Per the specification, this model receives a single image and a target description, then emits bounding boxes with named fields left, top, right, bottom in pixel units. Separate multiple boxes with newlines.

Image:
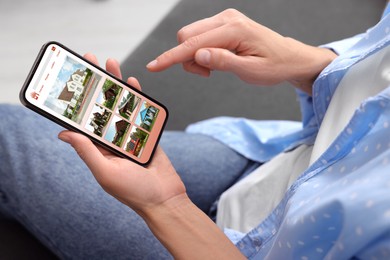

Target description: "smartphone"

left=20, top=41, right=168, bottom=166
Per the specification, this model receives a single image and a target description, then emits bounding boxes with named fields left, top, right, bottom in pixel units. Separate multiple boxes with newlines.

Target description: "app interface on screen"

left=26, top=44, right=165, bottom=161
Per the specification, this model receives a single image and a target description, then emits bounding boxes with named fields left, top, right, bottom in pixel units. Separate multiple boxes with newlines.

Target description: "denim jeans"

left=0, top=105, right=257, bottom=259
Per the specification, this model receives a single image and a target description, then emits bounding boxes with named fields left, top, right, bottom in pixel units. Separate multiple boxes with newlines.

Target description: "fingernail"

left=146, top=59, right=158, bottom=69
left=58, top=133, right=71, bottom=143
left=196, top=49, right=211, bottom=65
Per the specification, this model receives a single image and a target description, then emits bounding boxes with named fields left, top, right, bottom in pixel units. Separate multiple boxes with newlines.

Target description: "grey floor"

left=0, top=0, right=179, bottom=105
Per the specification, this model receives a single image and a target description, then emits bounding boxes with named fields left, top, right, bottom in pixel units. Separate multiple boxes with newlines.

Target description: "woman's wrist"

left=140, top=193, right=245, bottom=259
left=139, top=192, right=191, bottom=221
left=284, top=37, right=338, bottom=95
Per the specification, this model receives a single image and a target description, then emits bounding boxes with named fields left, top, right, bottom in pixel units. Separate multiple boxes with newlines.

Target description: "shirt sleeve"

left=319, top=33, right=365, bottom=55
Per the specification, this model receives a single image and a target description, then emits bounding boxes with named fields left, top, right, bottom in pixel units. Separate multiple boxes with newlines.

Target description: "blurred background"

left=0, top=0, right=386, bottom=130
left=0, top=0, right=179, bottom=104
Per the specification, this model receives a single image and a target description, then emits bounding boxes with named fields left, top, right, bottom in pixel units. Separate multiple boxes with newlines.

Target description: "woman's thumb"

left=195, top=48, right=240, bottom=72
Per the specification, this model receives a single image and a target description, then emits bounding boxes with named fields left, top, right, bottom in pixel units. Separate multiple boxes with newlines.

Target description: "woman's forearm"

left=141, top=194, right=245, bottom=259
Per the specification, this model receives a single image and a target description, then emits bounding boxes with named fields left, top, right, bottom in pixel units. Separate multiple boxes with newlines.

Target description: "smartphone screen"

left=20, top=42, right=168, bottom=165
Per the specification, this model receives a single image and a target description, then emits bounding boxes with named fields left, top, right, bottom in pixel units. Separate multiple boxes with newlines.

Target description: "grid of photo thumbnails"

left=52, top=55, right=160, bottom=158
left=86, top=78, right=160, bottom=158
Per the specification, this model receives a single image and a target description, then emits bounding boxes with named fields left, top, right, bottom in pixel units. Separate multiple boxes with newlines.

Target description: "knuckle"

left=218, top=59, right=229, bottom=71
left=182, top=36, right=200, bottom=50
left=222, top=8, right=241, bottom=18
left=73, top=145, right=87, bottom=161
left=230, top=17, right=247, bottom=29
left=177, top=27, right=188, bottom=43
left=214, top=50, right=230, bottom=71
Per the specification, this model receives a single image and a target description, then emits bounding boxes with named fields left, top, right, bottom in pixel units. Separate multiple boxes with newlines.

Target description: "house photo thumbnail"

left=117, top=90, right=141, bottom=120
left=96, top=79, right=123, bottom=111
left=44, top=56, right=101, bottom=124
left=85, top=104, right=112, bottom=137
left=124, top=127, right=149, bottom=158
left=134, top=101, right=160, bottom=132
left=104, top=115, right=131, bottom=148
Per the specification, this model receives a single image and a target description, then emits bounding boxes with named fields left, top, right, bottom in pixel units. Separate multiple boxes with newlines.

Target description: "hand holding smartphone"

left=20, top=42, right=168, bottom=166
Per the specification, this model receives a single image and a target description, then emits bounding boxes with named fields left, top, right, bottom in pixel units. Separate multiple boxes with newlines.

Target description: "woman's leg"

left=0, top=105, right=253, bottom=259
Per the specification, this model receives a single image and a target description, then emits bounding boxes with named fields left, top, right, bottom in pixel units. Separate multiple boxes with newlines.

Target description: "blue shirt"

left=187, top=4, right=390, bottom=259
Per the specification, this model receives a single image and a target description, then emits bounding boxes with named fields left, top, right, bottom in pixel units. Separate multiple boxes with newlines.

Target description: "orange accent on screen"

left=31, top=92, right=39, bottom=100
